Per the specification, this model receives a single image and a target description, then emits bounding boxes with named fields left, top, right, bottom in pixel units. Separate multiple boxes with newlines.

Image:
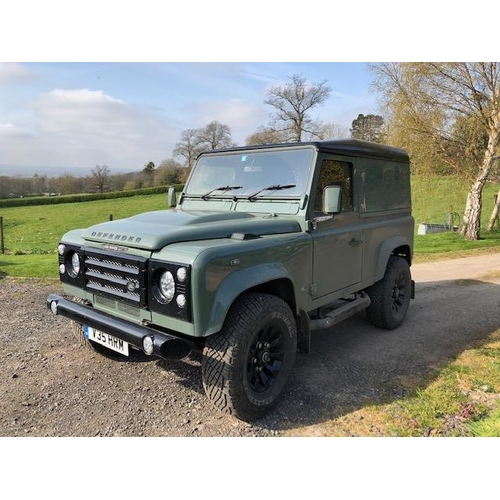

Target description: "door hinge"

left=310, top=283, right=317, bottom=296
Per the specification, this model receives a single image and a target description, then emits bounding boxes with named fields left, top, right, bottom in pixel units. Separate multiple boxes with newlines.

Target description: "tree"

left=350, top=114, right=385, bottom=142
left=90, top=165, right=111, bottom=193
left=156, top=158, right=188, bottom=185
left=317, top=121, right=350, bottom=140
left=197, top=120, right=235, bottom=150
left=173, top=128, right=204, bottom=169
left=142, top=161, right=156, bottom=187
left=143, top=161, right=155, bottom=175
left=370, top=62, right=500, bottom=241
left=488, top=190, right=500, bottom=231
left=264, top=73, right=331, bottom=142
left=245, top=126, right=288, bottom=145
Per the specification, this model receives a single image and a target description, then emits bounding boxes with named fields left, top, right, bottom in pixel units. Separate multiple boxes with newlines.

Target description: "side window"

left=314, top=160, right=353, bottom=214
left=359, top=161, right=410, bottom=213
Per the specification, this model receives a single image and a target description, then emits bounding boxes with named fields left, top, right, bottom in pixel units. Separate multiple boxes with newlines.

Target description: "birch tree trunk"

left=460, top=115, right=500, bottom=240
left=487, top=189, right=500, bottom=231
left=460, top=179, right=486, bottom=240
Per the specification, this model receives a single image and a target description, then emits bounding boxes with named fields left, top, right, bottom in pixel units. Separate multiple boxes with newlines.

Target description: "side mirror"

left=322, top=186, right=342, bottom=214
left=167, top=187, right=177, bottom=208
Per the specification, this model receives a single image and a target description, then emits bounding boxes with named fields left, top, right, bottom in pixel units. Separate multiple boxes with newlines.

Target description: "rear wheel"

left=201, top=292, right=297, bottom=421
left=365, top=256, right=412, bottom=329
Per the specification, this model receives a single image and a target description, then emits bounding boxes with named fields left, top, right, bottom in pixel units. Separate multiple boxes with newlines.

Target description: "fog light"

left=50, top=301, right=58, bottom=314
left=142, top=336, right=154, bottom=355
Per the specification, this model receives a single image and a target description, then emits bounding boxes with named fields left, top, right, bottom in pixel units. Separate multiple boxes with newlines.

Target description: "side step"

left=310, top=294, right=371, bottom=331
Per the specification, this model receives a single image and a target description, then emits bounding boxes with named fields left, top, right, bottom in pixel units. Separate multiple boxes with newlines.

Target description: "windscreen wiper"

left=201, top=185, right=242, bottom=200
left=246, top=184, right=296, bottom=201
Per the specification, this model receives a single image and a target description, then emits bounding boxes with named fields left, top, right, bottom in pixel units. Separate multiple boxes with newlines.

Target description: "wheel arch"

left=203, top=264, right=298, bottom=337
left=374, top=237, right=412, bottom=282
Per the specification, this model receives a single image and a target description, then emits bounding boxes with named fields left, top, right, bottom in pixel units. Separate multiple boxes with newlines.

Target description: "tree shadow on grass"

left=0, top=258, right=15, bottom=280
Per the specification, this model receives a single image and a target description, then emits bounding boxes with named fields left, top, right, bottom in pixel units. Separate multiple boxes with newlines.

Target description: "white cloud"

left=1, top=88, right=178, bottom=171
left=35, top=89, right=127, bottom=135
left=0, top=123, right=32, bottom=137
left=0, top=63, right=36, bottom=82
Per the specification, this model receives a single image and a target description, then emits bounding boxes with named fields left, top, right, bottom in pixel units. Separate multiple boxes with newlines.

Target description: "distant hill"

left=0, top=165, right=135, bottom=178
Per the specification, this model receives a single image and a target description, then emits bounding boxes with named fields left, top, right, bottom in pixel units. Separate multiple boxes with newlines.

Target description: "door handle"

left=349, top=238, right=362, bottom=246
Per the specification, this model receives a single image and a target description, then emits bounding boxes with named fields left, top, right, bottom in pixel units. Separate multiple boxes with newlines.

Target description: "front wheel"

left=365, top=256, right=412, bottom=330
left=201, top=293, right=297, bottom=421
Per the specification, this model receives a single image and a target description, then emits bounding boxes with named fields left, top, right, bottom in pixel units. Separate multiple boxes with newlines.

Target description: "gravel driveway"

left=1, top=253, right=499, bottom=437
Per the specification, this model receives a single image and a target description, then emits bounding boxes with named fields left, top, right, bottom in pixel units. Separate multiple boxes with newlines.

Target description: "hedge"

left=0, top=184, right=185, bottom=208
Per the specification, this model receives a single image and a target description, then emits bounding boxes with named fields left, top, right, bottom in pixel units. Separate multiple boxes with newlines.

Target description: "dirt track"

left=1, top=253, right=499, bottom=436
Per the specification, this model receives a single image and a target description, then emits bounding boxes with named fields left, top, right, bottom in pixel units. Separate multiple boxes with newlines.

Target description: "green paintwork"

left=82, top=209, right=301, bottom=250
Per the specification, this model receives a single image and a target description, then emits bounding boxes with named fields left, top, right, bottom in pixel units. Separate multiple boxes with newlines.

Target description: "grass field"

left=0, top=193, right=171, bottom=278
left=0, top=177, right=499, bottom=278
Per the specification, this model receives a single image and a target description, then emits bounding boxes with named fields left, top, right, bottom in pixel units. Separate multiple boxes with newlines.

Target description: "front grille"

left=95, top=294, right=141, bottom=317
left=83, top=248, right=148, bottom=308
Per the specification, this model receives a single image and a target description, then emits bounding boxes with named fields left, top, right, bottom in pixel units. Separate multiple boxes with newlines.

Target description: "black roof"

left=202, top=139, right=409, bottom=162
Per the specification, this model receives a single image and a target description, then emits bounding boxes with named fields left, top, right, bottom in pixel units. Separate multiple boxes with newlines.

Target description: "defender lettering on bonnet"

left=91, top=231, right=142, bottom=243
left=47, top=139, right=415, bottom=422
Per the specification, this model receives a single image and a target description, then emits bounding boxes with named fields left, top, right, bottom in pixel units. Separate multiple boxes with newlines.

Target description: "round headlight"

left=66, top=252, right=80, bottom=278
left=176, top=267, right=187, bottom=282
left=71, top=252, right=80, bottom=275
left=159, top=271, right=175, bottom=302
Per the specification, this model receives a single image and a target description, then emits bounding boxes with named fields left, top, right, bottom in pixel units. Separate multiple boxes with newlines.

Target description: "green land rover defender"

left=47, top=139, right=415, bottom=421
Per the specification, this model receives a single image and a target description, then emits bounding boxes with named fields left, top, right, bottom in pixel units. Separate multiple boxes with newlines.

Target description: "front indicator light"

left=59, top=264, right=66, bottom=275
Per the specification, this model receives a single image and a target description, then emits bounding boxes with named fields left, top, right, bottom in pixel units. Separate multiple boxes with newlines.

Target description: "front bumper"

left=46, top=294, right=192, bottom=359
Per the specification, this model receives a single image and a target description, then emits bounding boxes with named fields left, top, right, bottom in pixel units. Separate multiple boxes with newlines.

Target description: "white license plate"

left=84, top=326, right=129, bottom=356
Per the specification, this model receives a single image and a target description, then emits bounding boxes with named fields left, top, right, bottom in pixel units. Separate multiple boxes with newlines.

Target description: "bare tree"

left=371, top=62, right=500, bottom=241
left=173, top=129, right=204, bottom=169
left=317, top=121, right=350, bottom=140
left=245, top=126, right=288, bottom=145
left=197, top=120, right=235, bottom=150
left=90, top=165, right=111, bottom=193
left=264, top=73, right=331, bottom=142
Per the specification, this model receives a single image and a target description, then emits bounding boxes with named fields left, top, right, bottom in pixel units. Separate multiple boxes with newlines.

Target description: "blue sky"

left=0, top=62, right=378, bottom=175
left=1, top=2, right=490, bottom=176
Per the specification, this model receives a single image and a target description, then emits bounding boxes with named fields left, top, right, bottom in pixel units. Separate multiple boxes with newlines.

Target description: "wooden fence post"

left=0, top=216, right=4, bottom=254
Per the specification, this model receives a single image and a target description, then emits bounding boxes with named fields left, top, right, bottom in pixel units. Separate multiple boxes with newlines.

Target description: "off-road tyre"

left=365, top=255, right=412, bottom=330
left=201, top=292, right=297, bottom=422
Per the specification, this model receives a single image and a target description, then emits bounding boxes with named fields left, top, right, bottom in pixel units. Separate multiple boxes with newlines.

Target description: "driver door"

left=311, top=158, right=362, bottom=299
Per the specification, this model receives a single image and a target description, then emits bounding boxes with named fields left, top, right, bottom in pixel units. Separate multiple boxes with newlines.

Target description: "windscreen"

left=186, top=148, right=314, bottom=197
